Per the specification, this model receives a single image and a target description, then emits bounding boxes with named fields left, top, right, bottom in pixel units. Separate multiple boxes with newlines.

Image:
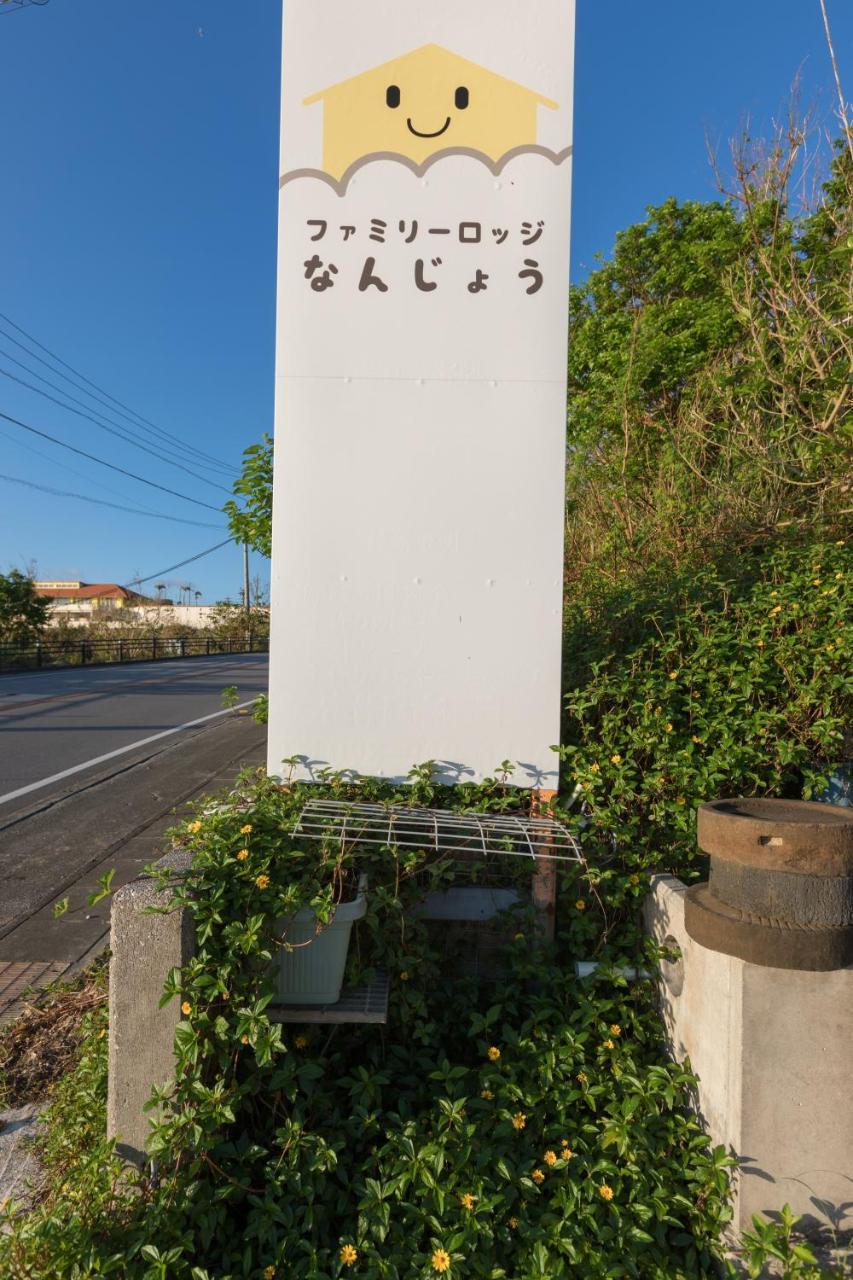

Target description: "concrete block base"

left=107, top=849, right=194, bottom=1167
left=645, top=875, right=853, bottom=1242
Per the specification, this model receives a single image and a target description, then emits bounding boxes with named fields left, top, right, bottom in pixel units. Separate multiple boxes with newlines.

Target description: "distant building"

left=34, top=581, right=154, bottom=622
left=35, top=583, right=268, bottom=630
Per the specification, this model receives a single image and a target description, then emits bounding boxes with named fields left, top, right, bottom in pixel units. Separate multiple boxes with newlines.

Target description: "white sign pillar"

left=268, top=1, right=576, bottom=787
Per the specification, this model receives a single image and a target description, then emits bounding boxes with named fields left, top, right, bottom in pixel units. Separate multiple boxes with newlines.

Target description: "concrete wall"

left=646, top=875, right=853, bottom=1240
left=107, top=849, right=194, bottom=1167
left=134, top=606, right=221, bottom=629
left=45, top=605, right=269, bottom=630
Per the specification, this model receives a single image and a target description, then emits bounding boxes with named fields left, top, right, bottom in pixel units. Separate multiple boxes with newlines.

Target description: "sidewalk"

left=0, top=714, right=266, bottom=1025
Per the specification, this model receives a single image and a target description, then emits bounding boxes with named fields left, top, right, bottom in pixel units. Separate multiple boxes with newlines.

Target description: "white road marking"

left=0, top=656, right=262, bottom=708
left=0, top=702, right=258, bottom=808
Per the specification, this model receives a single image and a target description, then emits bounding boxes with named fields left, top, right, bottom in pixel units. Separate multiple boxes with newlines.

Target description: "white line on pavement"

left=0, top=702, right=258, bottom=809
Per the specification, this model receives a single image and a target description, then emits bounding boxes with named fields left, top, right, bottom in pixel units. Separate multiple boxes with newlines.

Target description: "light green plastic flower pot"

left=272, top=876, right=367, bottom=1005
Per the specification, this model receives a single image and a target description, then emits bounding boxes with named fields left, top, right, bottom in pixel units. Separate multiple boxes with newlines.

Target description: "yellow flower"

left=543, top=1150, right=557, bottom=1166
left=692, top=734, right=702, bottom=743
left=610, top=754, right=622, bottom=765
left=241, top=1034, right=249, bottom=1045
left=599, top=1183, right=614, bottom=1201
left=770, top=590, right=778, bottom=597
left=575, top=899, right=586, bottom=911
left=562, top=1144, right=573, bottom=1160
left=629, top=874, right=640, bottom=886
left=188, top=820, right=202, bottom=834
left=836, top=540, right=845, bottom=546
left=756, top=639, right=765, bottom=648
left=814, top=579, right=822, bottom=586
left=240, top=824, right=253, bottom=834
left=602, top=1038, right=615, bottom=1050
left=459, top=1192, right=475, bottom=1210
left=511, top=1112, right=527, bottom=1130
left=255, top=874, right=270, bottom=889
left=339, top=1244, right=358, bottom=1266
left=676, top=797, right=685, bottom=806
left=836, top=572, right=843, bottom=580
left=236, top=849, right=249, bottom=861
left=181, top=1001, right=191, bottom=1016
left=590, top=762, right=600, bottom=773
left=487, top=1046, right=501, bottom=1062
left=576, top=1071, right=587, bottom=1084
left=668, top=671, right=679, bottom=680
left=264, top=1268, right=276, bottom=1280
left=664, top=723, right=673, bottom=733
left=531, top=1168, right=545, bottom=1184
left=399, top=971, right=410, bottom=982
left=610, top=1024, right=621, bottom=1036
left=509, top=1216, right=519, bottom=1229
left=480, top=1089, right=494, bottom=1100
left=769, top=605, right=782, bottom=616
left=294, top=1034, right=308, bottom=1049
left=431, top=1248, right=451, bottom=1273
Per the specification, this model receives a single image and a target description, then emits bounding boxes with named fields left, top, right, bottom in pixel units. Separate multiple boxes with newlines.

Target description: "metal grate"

left=291, top=800, right=581, bottom=863
left=270, top=971, right=389, bottom=1024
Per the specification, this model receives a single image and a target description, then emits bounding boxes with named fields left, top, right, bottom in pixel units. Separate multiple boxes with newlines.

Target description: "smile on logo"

left=406, top=117, right=450, bottom=138
left=386, top=82, right=469, bottom=141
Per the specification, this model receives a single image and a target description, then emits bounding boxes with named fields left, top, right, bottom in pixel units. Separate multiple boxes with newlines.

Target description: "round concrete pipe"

left=685, top=798, right=853, bottom=971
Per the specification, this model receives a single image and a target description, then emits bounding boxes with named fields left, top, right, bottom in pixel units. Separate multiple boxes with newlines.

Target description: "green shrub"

left=1, top=769, right=734, bottom=1279
left=558, top=537, right=851, bottom=954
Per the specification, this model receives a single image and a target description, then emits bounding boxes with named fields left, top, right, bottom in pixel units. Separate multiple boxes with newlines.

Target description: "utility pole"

left=242, top=543, right=250, bottom=620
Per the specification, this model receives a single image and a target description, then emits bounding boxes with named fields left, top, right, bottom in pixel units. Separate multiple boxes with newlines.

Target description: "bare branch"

left=818, top=0, right=853, bottom=164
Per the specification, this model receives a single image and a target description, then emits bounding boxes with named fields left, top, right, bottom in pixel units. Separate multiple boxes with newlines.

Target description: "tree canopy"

left=566, top=133, right=851, bottom=595
left=224, top=434, right=274, bottom=559
left=0, top=570, right=50, bottom=646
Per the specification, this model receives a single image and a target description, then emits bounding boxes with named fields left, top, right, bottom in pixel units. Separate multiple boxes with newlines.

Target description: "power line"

left=0, top=311, right=238, bottom=475
left=0, top=473, right=226, bottom=529
left=0, top=424, right=152, bottom=507
left=0, top=322, right=236, bottom=481
left=126, top=538, right=236, bottom=588
left=0, top=357, right=232, bottom=493
left=0, top=0, right=50, bottom=13
left=0, top=407, right=222, bottom=512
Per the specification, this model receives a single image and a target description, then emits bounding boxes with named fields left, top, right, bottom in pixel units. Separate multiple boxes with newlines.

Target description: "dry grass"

left=0, top=963, right=107, bottom=1108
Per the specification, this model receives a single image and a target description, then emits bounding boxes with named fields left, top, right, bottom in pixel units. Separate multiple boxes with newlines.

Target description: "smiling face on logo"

left=304, top=44, right=557, bottom=180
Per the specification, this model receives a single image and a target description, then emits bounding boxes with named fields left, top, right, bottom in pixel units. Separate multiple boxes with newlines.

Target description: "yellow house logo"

left=305, top=44, right=558, bottom=181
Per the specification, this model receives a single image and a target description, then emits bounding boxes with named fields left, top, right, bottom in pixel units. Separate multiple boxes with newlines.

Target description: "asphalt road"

left=0, top=653, right=269, bottom=810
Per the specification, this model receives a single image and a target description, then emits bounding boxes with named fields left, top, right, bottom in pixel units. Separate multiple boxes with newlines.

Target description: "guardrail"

left=0, top=633, right=269, bottom=673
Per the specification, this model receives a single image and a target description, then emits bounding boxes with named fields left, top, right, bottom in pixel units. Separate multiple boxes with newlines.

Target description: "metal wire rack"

left=291, top=800, right=581, bottom=863
left=269, top=971, right=389, bottom=1024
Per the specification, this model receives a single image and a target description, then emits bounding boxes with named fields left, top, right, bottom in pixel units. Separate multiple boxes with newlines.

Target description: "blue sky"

left=1, top=0, right=850, bottom=601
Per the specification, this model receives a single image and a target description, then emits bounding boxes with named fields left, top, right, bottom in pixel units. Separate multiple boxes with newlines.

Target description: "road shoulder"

left=0, top=714, right=266, bottom=1024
